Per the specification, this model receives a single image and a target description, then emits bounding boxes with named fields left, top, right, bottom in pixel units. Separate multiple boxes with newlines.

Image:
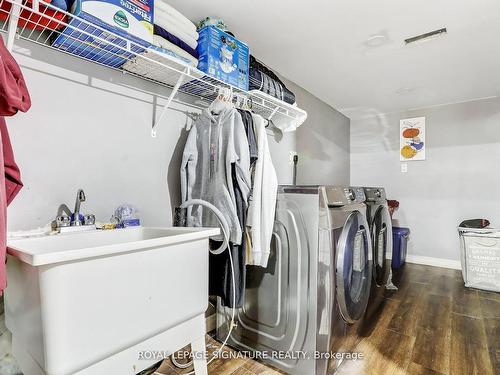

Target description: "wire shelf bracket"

left=267, top=106, right=280, bottom=122
left=151, top=66, right=188, bottom=138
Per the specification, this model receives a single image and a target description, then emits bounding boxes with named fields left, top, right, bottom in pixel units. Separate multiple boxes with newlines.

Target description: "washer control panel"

left=349, top=187, right=366, bottom=203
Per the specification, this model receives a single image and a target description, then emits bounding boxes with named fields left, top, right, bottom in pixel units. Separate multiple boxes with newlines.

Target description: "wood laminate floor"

left=151, top=264, right=499, bottom=375
left=150, top=335, right=285, bottom=375
left=337, top=264, right=499, bottom=375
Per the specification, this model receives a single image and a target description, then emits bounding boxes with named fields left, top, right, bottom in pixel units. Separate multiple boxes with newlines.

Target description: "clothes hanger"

left=241, top=97, right=253, bottom=112
left=209, top=87, right=231, bottom=115
left=265, top=117, right=283, bottom=141
left=223, top=87, right=230, bottom=103
left=225, top=87, right=234, bottom=103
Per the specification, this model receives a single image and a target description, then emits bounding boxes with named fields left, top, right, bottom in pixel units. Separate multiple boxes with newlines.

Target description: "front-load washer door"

left=372, top=205, right=392, bottom=286
left=336, top=211, right=372, bottom=324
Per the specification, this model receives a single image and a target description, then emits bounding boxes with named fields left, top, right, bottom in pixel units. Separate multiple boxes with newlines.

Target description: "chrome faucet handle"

left=56, top=215, right=71, bottom=228
left=83, top=214, right=95, bottom=226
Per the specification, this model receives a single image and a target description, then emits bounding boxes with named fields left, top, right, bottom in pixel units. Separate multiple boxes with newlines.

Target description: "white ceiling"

left=167, top=0, right=500, bottom=118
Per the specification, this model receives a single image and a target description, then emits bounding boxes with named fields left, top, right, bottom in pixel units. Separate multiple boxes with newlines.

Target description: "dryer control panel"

left=364, top=187, right=387, bottom=202
left=325, top=186, right=366, bottom=206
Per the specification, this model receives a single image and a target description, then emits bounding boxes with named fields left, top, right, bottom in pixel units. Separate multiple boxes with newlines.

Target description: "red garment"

left=0, top=138, right=6, bottom=292
left=0, top=119, right=23, bottom=204
left=0, top=35, right=31, bottom=115
left=0, top=36, right=30, bottom=292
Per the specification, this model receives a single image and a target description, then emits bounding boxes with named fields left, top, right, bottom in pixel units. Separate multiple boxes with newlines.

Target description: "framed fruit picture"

left=400, top=117, right=425, bottom=161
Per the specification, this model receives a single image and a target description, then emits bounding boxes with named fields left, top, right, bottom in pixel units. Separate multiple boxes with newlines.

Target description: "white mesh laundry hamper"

left=458, top=227, right=500, bottom=292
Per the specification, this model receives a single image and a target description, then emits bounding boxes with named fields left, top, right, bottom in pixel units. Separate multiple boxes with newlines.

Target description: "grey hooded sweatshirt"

left=180, top=105, right=251, bottom=245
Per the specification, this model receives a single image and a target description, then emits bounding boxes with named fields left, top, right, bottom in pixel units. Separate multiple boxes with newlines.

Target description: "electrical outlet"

left=401, top=163, right=408, bottom=173
left=289, top=151, right=298, bottom=165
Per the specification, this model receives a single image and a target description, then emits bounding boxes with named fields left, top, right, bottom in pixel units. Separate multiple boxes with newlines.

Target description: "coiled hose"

left=168, top=199, right=236, bottom=373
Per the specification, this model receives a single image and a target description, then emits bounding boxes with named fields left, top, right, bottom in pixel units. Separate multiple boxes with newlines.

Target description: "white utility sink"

left=5, top=226, right=218, bottom=375
left=8, top=226, right=218, bottom=266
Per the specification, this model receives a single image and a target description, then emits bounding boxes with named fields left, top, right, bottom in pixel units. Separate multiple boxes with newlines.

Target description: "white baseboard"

left=405, top=255, right=461, bottom=270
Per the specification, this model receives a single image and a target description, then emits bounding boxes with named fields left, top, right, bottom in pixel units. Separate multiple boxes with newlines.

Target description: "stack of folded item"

left=152, top=1, right=199, bottom=67
left=122, top=1, right=200, bottom=84
left=249, top=55, right=296, bottom=105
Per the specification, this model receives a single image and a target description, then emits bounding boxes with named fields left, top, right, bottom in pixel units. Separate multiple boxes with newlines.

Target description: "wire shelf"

left=0, top=0, right=307, bottom=135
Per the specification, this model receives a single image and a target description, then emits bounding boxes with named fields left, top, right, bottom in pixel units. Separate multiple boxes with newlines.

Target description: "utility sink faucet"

left=54, top=189, right=95, bottom=232
left=72, top=189, right=86, bottom=226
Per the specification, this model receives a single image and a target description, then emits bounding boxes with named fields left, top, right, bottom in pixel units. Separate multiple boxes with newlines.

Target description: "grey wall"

left=283, top=78, right=351, bottom=186
left=8, top=46, right=191, bottom=231
left=6, top=41, right=350, bottom=232
left=350, top=97, right=500, bottom=263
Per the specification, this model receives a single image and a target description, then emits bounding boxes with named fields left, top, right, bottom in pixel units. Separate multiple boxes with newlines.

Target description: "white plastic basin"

left=5, top=226, right=218, bottom=375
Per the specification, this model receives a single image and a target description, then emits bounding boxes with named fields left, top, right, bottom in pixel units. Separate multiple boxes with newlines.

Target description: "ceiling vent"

left=405, top=28, right=447, bottom=45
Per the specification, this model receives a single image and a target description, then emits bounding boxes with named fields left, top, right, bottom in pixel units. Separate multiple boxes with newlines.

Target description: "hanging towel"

left=246, top=114, right=277, bottom=268
left=0, top=42, right=31, bottom=116
left=0, top=37, right=31, bottom=292
left=0, top=120, right=23, bottom=205
left=155, top=0, right=197, bottom=34
left=154, top=10, right=198, bottom=50
left=0, top=36, right=29, bottom=204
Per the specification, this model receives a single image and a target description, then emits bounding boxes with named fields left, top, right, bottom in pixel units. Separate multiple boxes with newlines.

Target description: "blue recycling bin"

left=392, top=227, right=410, bottom=269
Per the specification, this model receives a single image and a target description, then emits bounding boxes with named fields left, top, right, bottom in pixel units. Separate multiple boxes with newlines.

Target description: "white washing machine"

left=217, top=186, right=373, bottom=374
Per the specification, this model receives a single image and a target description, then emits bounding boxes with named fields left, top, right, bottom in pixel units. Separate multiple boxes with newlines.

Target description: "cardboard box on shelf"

left=52, top=0, right=153, bottom=67
left=196, top=26, right=249, bottom=91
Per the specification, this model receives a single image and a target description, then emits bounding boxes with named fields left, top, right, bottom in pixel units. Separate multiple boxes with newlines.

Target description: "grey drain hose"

left=168, top=199, right=237, bottom=374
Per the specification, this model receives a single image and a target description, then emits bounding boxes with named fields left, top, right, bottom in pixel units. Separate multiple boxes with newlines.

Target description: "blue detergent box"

left=196, top=26, right=249, bottom=91
left=52, top=0, right=153, bottom=68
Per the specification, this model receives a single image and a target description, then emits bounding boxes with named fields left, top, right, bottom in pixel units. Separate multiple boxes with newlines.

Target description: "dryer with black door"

left=326, top=186, right=373, bottom=374
left=361, top=187, right=393, bottom=325
left=217, top=186, right=373, bottom=375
